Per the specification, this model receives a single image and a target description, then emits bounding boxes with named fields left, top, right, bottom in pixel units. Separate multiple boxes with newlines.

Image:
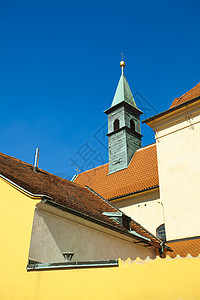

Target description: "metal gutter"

left=129, top=230, right=151, bottom=242
left=27, top=259, right=119, bottom=271
left=0, top=174, right=52, bottom=200
left=131, top=217, right=169, bottom=248
left=143, top=95, right=200, bottom=124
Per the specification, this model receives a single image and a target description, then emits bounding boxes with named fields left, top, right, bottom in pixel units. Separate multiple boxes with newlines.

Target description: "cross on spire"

left=121, top=52, right=125, bottom=61
left=75, top=166, right=80, bottom=174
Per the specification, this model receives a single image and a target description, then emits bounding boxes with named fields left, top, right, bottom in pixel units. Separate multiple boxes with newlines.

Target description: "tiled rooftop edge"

left=167, top=235, right=200, bottom=243
left=119, top=254, right=200, bottom=266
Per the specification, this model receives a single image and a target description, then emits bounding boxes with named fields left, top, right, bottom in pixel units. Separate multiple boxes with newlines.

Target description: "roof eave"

left=0, top=173, right=52, bottom=200
left=143, top=95, right=200, bottom=125
left=108, top=185, right=159, bottom=201
left=104, top=101, right=143, bottom=115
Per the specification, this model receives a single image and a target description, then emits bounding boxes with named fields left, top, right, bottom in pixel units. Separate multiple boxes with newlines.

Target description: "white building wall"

left=29, top=202, right=157, bottom=263
left=112, top=189, right=164, bottom=237
left=153, top=103, right=200, bottom=241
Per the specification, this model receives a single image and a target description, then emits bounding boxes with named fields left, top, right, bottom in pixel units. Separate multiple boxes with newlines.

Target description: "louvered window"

left=156, top=224, right=166, bottom=241
left=114, top=119, right=120, bottom=131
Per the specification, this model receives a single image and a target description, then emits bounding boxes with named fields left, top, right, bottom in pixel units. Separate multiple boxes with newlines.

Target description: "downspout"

left=159, top=241, right=165, bottom=256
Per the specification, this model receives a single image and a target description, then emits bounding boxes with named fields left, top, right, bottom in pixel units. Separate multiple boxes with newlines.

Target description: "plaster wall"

left=112, top=189, right=163, bottom=236
left=1, top=177, right=199, bottom=300
left=152, top=103, right=200, bottom=240
left=29, top=203, right=157, bottom=263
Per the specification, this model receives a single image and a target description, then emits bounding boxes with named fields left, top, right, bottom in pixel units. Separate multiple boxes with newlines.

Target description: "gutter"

left=143, top=95, right=200, bottom=124
left=27, top=259, right=118, bottom=271
left=0, top=174, right=52, bottom=200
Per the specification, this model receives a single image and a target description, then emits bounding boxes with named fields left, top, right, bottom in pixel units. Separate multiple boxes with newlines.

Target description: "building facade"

left=75, top=63, right=200, bottom=257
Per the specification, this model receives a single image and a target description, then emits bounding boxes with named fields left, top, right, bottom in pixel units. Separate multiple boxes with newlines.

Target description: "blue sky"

left=0, top=0, right=200, bottom=179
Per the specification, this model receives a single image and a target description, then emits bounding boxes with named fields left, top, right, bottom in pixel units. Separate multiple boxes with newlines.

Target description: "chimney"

left=33, top=148, right=40, bottom=172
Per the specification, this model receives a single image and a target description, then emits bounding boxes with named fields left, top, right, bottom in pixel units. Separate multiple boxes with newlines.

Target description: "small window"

left=130, top=119, right=135, bottom=132
left=156, top=224, right=166, bottom=241
left=114, top=119, right=120, bottom=131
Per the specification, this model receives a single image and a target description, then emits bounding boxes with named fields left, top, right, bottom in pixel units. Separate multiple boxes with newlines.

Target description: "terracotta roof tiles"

left=75, top=143, right=159, bottom=200
left=0, top=151, right=161, bottom=247
left=170, top=82, right=200, bottom=108
left=168, top=237, right=200, bottom=258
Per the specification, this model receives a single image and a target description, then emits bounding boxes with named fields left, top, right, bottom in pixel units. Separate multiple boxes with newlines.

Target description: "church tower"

left=104, top=60, right=143, bottom=174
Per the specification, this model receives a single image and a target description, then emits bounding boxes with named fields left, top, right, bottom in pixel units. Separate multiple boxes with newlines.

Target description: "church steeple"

left=104, top=60, right=143, bottom=174
left=111, top=60, right=137, bottom=108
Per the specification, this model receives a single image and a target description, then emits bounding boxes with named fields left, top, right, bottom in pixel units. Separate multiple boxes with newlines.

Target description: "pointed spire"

left=111, top=60, right=137, bottom=108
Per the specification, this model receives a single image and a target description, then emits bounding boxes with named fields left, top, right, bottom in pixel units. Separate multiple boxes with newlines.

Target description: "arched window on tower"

left=156, top=224, right=166, bottom=241
left=130, top=119, right=135, bottom=132
left=114, top=119, right=120, bottom=131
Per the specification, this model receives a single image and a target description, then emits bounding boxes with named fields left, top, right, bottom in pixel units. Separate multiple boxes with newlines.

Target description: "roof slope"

left=0, top=151, right=160, bottom=247
left=170, top=82, right=200, bottom=108
left=75, top=143, right=159, bottom=200
left=168, top=237, right=200, bottom=258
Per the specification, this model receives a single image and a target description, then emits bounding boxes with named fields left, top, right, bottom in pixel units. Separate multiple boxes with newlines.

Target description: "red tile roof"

left=75, top=143, right=159, bottom=200
left=0, top=151, right=161, bottom=247
left=170, top=82, right=200, bottom=108
left=168, top=237, right=200, bottom=258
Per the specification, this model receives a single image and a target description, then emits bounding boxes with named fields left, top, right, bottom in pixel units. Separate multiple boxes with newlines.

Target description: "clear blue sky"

left=0, top=0, right=200, bottom=179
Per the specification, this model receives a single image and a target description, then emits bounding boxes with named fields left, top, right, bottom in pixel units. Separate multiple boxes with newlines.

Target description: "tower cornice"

left=104, top=101, right=143, bottom=116
left=106, top=125, right=143, bottom=138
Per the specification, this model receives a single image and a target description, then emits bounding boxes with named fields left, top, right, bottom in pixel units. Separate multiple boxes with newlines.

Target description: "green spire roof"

left=111, top=74, right=137, bottom=108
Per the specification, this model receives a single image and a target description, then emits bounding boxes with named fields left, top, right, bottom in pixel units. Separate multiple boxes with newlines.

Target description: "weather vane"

left=121, top=52, right=125, bottom=61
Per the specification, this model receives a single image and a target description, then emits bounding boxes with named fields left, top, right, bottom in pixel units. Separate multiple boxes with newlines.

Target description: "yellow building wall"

left=0, top=177, right=200, bottom=300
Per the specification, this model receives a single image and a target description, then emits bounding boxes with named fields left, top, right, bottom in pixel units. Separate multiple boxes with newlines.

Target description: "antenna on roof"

left=33, top=148, right=40, bottom=172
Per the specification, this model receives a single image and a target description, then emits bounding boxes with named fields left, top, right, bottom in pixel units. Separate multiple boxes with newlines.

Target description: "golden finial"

left=120, top=52, right=125, bottom=75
